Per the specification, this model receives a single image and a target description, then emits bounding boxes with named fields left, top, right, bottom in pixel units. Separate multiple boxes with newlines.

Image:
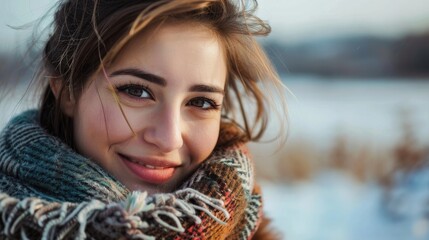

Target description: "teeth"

left=145, top=164, right=156, bottom=169
left=144, top=164, right=166, bottom=169
left=128, top=158, right=166, bottom=169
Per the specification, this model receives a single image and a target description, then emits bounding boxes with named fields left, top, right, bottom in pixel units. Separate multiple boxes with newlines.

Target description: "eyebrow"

left=110, top=68, right=167, bottom=86
left=189, top=84, right=224, bottom=95
left=110, top=67, right=224, bottom=95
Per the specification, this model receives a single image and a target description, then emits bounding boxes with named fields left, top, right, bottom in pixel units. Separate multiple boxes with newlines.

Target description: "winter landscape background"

left=2, top=1, right=429, bottom=240
left=253, top=77, right=429, bottom=240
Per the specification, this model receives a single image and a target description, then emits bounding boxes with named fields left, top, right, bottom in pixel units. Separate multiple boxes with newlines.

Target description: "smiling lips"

left=119, top=153, right=179, bottom=184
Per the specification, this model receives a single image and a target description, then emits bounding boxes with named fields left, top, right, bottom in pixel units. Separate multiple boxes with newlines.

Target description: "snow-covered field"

left=282, top=76, right=429, bottom=148
left=262, top=169, right=429, bottom=240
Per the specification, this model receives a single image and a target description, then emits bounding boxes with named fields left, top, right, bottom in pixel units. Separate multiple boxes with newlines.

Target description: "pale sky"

left=1, top=0, right=429, bottom=52
left=257, top=0, right=429, bottom=43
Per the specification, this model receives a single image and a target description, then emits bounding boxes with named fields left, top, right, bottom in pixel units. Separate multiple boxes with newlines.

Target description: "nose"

left=143, top=107, right=184, bottom=153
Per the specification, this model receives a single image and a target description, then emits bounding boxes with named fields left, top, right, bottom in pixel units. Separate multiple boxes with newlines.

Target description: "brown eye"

left=117, top=84, right=153, bottom=99
left=187, top=97, right=219, bottom=110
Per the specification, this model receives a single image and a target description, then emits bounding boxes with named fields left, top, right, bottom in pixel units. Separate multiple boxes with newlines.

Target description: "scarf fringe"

left=0, top=188, right=229, bottom=240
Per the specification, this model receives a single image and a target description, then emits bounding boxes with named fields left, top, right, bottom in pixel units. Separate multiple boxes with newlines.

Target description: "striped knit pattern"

left=0, top=110, right=128, bottom=203
left=0, top=110, right=263, bottom=239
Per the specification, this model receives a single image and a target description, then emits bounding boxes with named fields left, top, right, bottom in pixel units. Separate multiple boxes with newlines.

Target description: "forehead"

left=111, top=22, right=227, bottom=87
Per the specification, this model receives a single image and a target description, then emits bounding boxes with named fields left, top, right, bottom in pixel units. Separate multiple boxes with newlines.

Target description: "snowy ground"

left=261, top=169, right=429, bottom=240
left=281, top=76, right=429, bottom=148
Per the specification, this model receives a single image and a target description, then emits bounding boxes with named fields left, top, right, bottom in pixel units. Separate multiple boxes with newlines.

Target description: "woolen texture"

left=0, top=110, right=264, bottom=239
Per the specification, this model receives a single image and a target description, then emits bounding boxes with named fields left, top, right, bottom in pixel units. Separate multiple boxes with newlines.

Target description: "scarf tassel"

left=0, top=188, right=229, bottom=240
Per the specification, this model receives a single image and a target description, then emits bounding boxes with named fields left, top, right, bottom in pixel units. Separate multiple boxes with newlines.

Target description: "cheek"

left=73, top=107, right=104, bottom=161
left=73, top=92, right=134, bottom=153
left=187, top=120, right=220, bottom=164
left=102, top=107, right=135, bottom=141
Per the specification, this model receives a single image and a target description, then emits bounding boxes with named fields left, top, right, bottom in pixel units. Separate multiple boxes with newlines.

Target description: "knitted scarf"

left=0, top=110, right=263, bottom=239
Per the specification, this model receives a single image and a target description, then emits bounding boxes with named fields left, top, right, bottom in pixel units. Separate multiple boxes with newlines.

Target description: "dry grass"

left=251, top=116, right=429, bottom=185
left=275, top=140, right=321, bottom=181
left=380, top=117, right=429, bottom=189
left=251, top=137, right=397, bottom=184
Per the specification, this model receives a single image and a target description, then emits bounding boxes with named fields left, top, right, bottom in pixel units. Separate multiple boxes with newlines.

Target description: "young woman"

left=0, top=0, right=286, bottom=239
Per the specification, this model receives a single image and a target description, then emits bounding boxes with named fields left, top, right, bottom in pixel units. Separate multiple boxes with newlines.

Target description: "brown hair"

left=39, top=0, right=287, bottom=148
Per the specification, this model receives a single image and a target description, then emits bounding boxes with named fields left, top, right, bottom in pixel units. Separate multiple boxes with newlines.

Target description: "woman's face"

left=71, top=23, right=227, bottom=194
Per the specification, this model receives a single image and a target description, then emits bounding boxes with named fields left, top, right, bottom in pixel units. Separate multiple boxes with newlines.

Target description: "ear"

left=49, top=78, right=76, bottom=117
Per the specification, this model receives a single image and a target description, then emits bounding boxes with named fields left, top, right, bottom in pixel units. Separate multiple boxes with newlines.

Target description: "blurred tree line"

left=264, top=30, right=429, bottom=78
left=1, top=31, right=429, bottom=81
